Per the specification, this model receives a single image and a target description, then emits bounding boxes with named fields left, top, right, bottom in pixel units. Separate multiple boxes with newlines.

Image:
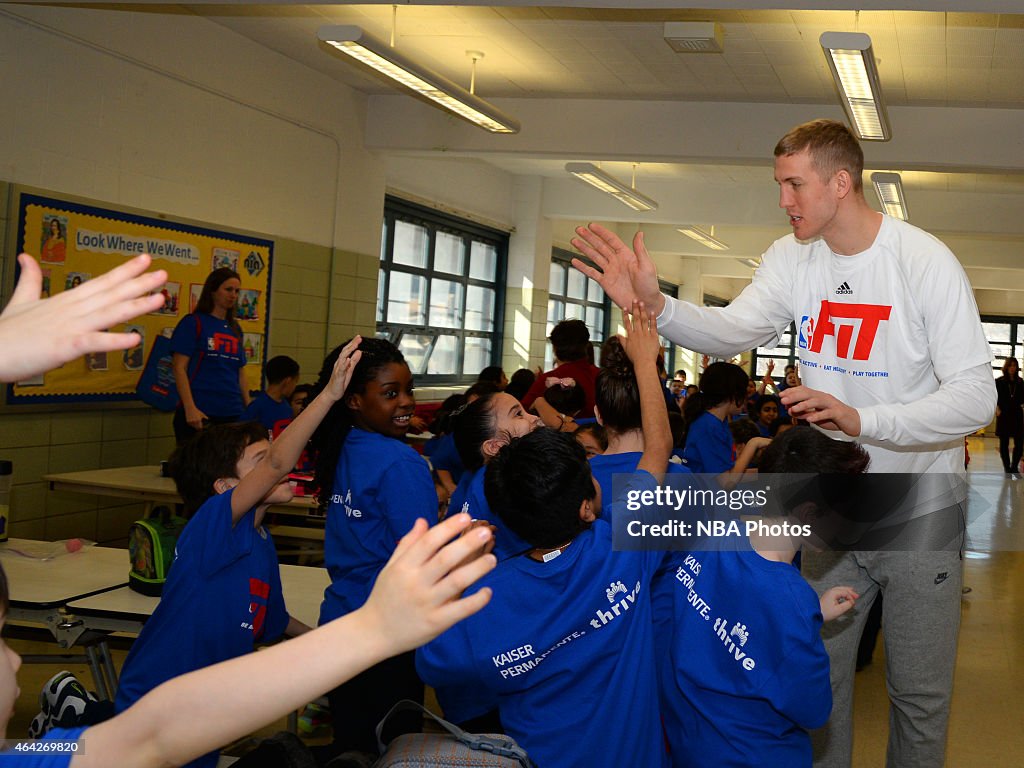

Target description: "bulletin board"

left=5, top=189, right=274, bottom=407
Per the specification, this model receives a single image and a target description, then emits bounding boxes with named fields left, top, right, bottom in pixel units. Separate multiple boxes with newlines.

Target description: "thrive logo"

left=835, top=281, right=854, bottom=295
left=591, top=580, right=641, bottom=629
left=729, top=621, right=749, bottom=647
left=714, top=617, right=757, bottom=670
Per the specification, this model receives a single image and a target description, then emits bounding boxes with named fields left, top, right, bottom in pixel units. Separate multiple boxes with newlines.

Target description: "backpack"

left=128, top=505, right=188, bottom=596
left=374, top=701, right=533, bottom=768
left=135, top=317, right=203, bottom=412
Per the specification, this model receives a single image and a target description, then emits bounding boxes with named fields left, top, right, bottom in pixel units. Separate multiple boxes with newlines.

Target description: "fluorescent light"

left=871, top=172, right=909, bottom=221
left=564, top=162, right=659, bottom=212
left=677, top=225, right=729, bottom=251
left=819, top=31, right=891, bottom=141
left=738, top=258, right=760, bottom=269
left=318, top=25, right=519, bottom=134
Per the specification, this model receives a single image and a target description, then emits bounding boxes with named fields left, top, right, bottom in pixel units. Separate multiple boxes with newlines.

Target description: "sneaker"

left=44, top=671, right=95, bottom=730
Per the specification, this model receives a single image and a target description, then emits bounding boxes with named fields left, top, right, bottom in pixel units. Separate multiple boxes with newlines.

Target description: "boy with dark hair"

left=521, top=318, right=601, bottom=417
left=242, top=354, right=300, bottom=431
left=115, top=339, right=362, bottom=768
left=657, top=426, right=865, bottom=768
left=417, top=304, right=672, bottom=768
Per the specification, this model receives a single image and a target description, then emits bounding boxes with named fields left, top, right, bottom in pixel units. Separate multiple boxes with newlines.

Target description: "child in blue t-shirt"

left=658, top=426, right=865, bottom=768
left=308, top=337, right=440, bottom=761
left=589, top=335, right=692, bottom=522
left=683, top=362, right=770, bottom=486
left=115, top=338, right=364, bottom=768
left=418, top=303, right=673, bottom=768
left=242, top=354, right=300, bottom=432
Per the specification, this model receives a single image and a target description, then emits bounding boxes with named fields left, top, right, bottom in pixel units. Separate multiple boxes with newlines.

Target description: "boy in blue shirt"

left=658, top=426, right=865, bottom=768
left=417, top=303, right=672, bottom=768
left=115, top=339, right=361, bottom=768
left=242, top=354, right=300, bottom=432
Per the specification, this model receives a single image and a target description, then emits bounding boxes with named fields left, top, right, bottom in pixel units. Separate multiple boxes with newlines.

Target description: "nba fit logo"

left=208, top=332, right=240, bottom=355
left=798, top=300, right=893, bottom=360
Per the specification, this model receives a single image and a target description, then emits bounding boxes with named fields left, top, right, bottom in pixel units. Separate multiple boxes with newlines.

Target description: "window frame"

left=980, top=314, right=1024, bottom=378
left=377, top=197, right=508, bottom=386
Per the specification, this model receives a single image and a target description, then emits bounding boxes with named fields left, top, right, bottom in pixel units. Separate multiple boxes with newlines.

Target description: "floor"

left=4, top=435, right=1023, bottom=764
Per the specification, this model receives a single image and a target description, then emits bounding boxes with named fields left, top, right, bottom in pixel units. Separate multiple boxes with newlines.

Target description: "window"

left=545, top=248, right=610, bottom=369
left=377, top=198, right=507, bottom=384
left=981, top=316, right=1024, bottom=378
left=751, top=323, right=798, bottom=380
left=659, top=280, right=680, bottom=374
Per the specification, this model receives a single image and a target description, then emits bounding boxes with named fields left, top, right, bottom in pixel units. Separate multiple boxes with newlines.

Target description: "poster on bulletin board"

left=5, top=189, right=273, bottom=407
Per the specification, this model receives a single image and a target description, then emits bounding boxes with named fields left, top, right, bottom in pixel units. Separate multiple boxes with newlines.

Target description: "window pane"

left=566, top=268, right=587, bottom=300
left=587, top=278, right=603, bottom=303
left=470, top=241, right=497, bottom=281
left=983, top=322, right=1011, bottom=342
left=429, top=279, right=464, bottom=329
left=376, top=274, right=385, bottom=323
left=547, top=299, right=564, bottom=325
left=386, top=272, right=426, bottom=324
left=587, top=306, right=604, bottom=340
left=466, top=286, right=495, bottom=332
left=757, top=342, right=791, bottom=357
left=398, top=333, right=433, bottom=375
left=756, top=357, right=789, bottom=377
left=393, top=220, right=429, bottom=268
left=549, top=262, right=566, bottom=297
left=564, top=302, right=585, bottom=321
left=428, top=334, right=458, bottom=375
left=990, top=343, right=1014, bottom=360
left=435, top=231, right=465, bottom=275
left=463, top=337, right=492, bottom=375
left=380, top=221, right=388, bottom=262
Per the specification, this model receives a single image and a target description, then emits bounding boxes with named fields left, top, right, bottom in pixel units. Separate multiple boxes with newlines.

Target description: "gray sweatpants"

left=802, top=544, right=963, bottom=768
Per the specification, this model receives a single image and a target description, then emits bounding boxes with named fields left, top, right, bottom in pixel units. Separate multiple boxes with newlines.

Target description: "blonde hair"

left=774, top=119, right=864, bottom=192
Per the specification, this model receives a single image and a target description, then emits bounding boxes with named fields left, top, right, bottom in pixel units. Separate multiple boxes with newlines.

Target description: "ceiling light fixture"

left=317, top=25, right=519, bottom=134
left=737, top=258, right=760, bottom=269
left=677, top=225, right=729, bottom=251
left=564, top=162, right=659, bottom=212
left=819, top=31, right=891, bottom=141
left=871, top=172, right=908, bottom=221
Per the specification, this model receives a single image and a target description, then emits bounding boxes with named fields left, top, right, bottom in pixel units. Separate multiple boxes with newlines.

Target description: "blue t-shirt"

left=682, top=411, right=735, bottom=474
left=115, top=490, right=288, bottom=768
left=417, top=517, right=668, bottom=768
left=429, top=433, right=464, bottom=484
left=170, top=312, right=246, bottom=418
left=319, top=428, right=437, bottom=625
left=242, top=391, right=293, bottom=432
left=589, top=451, right=692, bottom=523
left=657, top=543, right=831, bottom=768
left=0, top=727, right=86, bottom=765
left=448, top=468, right=531, bottom=561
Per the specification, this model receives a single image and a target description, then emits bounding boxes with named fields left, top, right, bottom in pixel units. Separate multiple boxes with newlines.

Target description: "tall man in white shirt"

left=572, top=119, right=995, bottom=768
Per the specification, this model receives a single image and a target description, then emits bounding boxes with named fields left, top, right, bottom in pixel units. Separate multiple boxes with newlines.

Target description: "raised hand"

left=325, top=335, right=363, bottom=401
left=0, top=253, right=167, bottom=382
left=618, top=300, right=661, bottom=367
left=571, top=223, right=665, bottom=314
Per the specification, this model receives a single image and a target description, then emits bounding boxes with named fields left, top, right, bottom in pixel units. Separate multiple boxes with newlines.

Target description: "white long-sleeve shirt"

left=658, top=215, right=995, bottom=477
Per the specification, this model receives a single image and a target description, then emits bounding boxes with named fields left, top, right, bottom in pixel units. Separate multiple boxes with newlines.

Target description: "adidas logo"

left=835, top=281, right=854, bottom=295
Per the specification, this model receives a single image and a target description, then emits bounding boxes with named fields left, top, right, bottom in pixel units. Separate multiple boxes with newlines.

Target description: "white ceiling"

left=62, top=3, right=1024, bottom=301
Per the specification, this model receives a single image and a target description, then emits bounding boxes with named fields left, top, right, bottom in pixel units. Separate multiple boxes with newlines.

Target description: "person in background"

left=574, top=422, right=607, bottom=458
left=504, top=368, right=536, bottom=403
left=674, top=369, right=688, bottom=385
left=289, top=383, right=314, bottom=417
left=171, top=268, right=249, bottom=444
left=995, top=356, right=1024, bottom=476
left=477, top=365, right=508, bottom=390
left=753, top=395, right=781, bottom=438
left=521, top=319, right=601, bottom=418
left=242, top=355, right=300, bottom=433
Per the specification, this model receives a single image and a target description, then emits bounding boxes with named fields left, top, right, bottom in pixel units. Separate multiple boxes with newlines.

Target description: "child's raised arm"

left=0, top=253, right=167, bottom=383
left=77, top=513, right=496, bottom=768
left=230, top=336, right=362, bottom=518
left=619, top=301, right=672, bottom=478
